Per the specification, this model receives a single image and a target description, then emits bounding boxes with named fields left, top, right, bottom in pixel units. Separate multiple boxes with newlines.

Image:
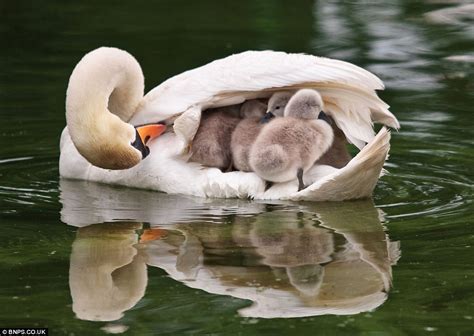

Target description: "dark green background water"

left=1, top=1, right=473, bottom=335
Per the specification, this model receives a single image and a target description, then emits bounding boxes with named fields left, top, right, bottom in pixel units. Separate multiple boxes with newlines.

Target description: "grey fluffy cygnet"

left=189, top=107, right=240, bottom=170
left=267, top=91, right=293, bottom=116
left=230, top=100, right=268, bottom=172
left=264, top=91, right=293, bottom=121
left=249, top=89, right=334, bottom=191
left=239, top=99, right=267, bottom=119
left=268, top=91, right=351, bottom=169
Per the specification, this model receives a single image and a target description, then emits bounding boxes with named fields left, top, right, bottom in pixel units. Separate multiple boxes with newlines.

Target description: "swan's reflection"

left=69, top=222, right=147, bottom=321
left=61, top=179, right=399, bottom=320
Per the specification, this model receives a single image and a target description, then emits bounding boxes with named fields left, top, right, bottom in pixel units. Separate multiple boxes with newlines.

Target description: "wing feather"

left=132, top=50, right=398, bottom=147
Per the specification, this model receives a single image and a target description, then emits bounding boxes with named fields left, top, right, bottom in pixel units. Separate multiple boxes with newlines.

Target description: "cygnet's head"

left=267, top=91, right=294, bottom=117
left=240, top=100, right=267, bottom=119
left=284, top=89, right=324, bottom=120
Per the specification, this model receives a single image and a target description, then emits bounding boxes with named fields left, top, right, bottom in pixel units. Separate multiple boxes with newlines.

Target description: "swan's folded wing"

left=134, top=50, right=399, bottom=148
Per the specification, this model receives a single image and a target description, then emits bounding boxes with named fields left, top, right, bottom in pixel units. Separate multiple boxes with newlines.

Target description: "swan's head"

left=69, top=114, right=166, bottom=170
left=284, top=89, right=325, bottom=120
left=66, top=47, right=167, bottom=170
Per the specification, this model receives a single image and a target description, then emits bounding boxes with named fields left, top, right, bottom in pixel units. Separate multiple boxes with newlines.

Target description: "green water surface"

left=1, top=1, right=473, bottom=335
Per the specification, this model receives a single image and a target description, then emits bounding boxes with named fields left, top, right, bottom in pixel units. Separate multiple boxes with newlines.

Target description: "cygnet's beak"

left=260, top=111, right=275, bottom=124
left=132, top=123, right=167, bottom=159
left=318, top=111, right=332, bottom=125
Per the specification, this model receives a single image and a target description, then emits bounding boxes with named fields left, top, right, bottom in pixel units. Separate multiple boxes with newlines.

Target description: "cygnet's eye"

left=275, top=106, right=280, bottom=110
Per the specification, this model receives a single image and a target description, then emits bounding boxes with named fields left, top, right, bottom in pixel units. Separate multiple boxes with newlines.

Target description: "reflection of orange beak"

left=140, top=228, right=167, bottom=243
left=136, top=123, right=167, bottom=144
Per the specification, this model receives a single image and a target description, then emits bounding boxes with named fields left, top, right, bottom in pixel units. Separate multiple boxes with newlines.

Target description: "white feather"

left=130, top=50, right=398, bottom=149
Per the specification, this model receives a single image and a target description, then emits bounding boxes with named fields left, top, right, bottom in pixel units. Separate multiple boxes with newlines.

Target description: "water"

left=0, top=0, right=473, bottom=335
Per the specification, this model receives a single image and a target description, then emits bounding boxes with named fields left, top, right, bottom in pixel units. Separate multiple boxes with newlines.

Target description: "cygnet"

left=189, top=107, right=240, bottom=170
left=266, top=91, right=294, bottom=118
left=249, top=89, right=334, bottom=191
left=230, top=100, right=268, bottom=172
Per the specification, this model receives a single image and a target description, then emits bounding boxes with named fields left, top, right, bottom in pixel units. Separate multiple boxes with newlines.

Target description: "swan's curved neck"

left=66, top=47, right=144, bottom=123
left=65, top=47, right=145, bottom=169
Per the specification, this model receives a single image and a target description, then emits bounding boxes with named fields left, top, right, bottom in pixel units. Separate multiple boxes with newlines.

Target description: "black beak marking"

left=260, top=111, right=275, bottom=124
left=318, top=111, right=332, bottom=125
left=131, top=129, right=150, bottom=159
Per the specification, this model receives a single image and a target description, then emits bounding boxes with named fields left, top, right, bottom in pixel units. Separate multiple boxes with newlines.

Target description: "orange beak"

left=136, top=123, right=167, bottom=145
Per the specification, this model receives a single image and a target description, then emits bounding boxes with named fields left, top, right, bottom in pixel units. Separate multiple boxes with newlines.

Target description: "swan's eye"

left=276, top=106, right=280, bottom=110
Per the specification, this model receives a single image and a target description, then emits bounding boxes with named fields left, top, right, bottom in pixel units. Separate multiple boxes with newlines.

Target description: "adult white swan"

left=59, top=47, right=399, bottom=201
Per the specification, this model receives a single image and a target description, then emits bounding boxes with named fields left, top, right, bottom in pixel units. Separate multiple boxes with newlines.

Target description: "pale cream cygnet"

left=249, top=89, right=334, bottom=191
left=270, top=92, right=352, bottom=169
